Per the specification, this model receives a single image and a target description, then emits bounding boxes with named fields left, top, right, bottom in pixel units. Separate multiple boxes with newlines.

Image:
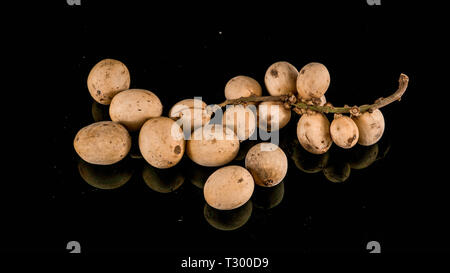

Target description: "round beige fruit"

left=330, top=115, right=359, bottom=149
left=169, top=98, right=211, bottom=132
left=74, top=121, right=131, bottom=165
left=186, top=124, right=239, bottom=167
left=222, top=105, right=257, bottom=141
left=296, top=62, right=330, bottom=100
left=352, top=109, right=385, bottom=146
left=264, top=61, right=298, bottom=96
left=258, top=101, right=291, bottom=131
left=245, top=142, right=288, bottom=187
left=297, top=112, right=332, bottom=154
left=109, top=89, right=163, bottom=132
left=224, top=75, right=262, bottom=100
left=87, top=58, right=130, bottom=105
left=203, top=165, right=254, bottom=210
left=138, top=117, right=185, bottom=169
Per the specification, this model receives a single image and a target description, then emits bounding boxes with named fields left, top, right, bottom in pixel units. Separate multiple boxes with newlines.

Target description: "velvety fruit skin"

left=109, top=89, right=163, bottom=132
left=264, top=61, right=298, bottom=96
left=352, top=109, right=385, bottom=146
left=330, top=115, right=359, bottom=149
left=245, top=143, right=288, bottom=187
left=224, top=75, right=262, bottom=100
left=169, top=99, right=211, bottom=132
left=186, top=124, right=239, bottom=167
left=138, top=117, right=185, bottom=169
left=203, top=166, right=254, bottom=210
left=296, top=62, right=330, bottom=100
left=74, top=121, right=131, bottom=165
left=87, top=59, right=130, bottom=105
left=296, top=112, right=332, bottom=154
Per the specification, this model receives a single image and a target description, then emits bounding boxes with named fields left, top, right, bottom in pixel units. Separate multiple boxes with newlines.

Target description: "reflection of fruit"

left=234, top=140, right=259, bottom=161
left=291, top=140, right=329, bottom=173
left=91, top=101, right=110, bottom=122
left=204, top=201, right=253, bottom=231
left=142, top=163, right=185, bottom=193
left=323, top=158, right=351, bottom=183
left=77, top=158, right=133, bottom=190
left=252, top=182, right=284, bottom=209
left=187, top=164, right=216, bottom=189
left=348, top=144, right=379, bottom=170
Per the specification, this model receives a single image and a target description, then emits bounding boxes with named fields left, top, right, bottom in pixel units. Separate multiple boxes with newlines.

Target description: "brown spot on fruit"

left=174, top=145, right=181, bottom=154
left=264, top=179, right=273, bottom=186
left=237, top=178, right=243, bottom=183
left=270, top=69, right=278, bottom=78
left=97, top=90, right=101, bottom=95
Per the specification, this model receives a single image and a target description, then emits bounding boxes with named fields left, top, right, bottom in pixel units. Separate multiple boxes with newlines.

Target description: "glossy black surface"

left=5, top=1, right=448, bottom=261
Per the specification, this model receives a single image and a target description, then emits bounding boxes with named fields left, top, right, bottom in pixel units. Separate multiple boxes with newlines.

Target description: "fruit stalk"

left=218, top=73, right=409, bottom=115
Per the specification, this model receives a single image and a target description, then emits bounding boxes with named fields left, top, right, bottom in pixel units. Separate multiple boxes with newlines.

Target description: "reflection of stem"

left=218, top=73, right=409, bottom=114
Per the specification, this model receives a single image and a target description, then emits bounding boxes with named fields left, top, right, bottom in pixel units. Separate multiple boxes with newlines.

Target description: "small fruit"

left=186, top=124, right=239, bottom=167
left=258, top=101, right=291, bottom=131
left=224, top=75, right=262, bottom=100
left=297, top=111, right=332, bottom=154
left=74, top=121, right=131, bottom=165
left=245, top=142, right=288, bottom=187
left=109, top=89, right=163, bottom=132
left=222, top=105, right=257, bottom=141
left=330, top=114, right=359, bottom=149
left=87, top=58, right=130, bottom=105
left=352, top=109, right=385, bottom=146
left=139, top=117, right=185, bottom=169
left=264, top=61, right=298, bottom=96
left=204, top=165, right=254, bottom=210
left=296, top=62, right=330, bottom=100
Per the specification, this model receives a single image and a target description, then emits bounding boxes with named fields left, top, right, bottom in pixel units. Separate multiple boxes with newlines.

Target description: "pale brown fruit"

left=224, top=75, right=262, bottom=100
left=109, top=89, right=163, bottom=132
left=138, top=117, right=185, bottom=169
left=168, top=98, right=211, bottom=132
left=352, top=109, right=385, bottom=146
left=245, top=143, right=288, bottom=187
left=330, top=115, right=359, bottom=149
left=296, top=62, right=330, bottom=100
left=204, top=165, right=254, bottom=210
left=186, top=124, right=239, bottom=167
left=74, top=121, right=131, bottom=165
left=258, top=101, right=291, bottom=131
left=264, top=61, right=298, bottom=96
left=87, top=59, right=130, bottom=105
left=296, top=112, right=332, bottom=154
left=222, top=105, right=257, bottom=141
left=204, top=201, right=253, bottom=231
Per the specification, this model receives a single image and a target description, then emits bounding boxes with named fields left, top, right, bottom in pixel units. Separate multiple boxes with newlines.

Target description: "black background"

left=3, top=0, right=448, bottom=267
